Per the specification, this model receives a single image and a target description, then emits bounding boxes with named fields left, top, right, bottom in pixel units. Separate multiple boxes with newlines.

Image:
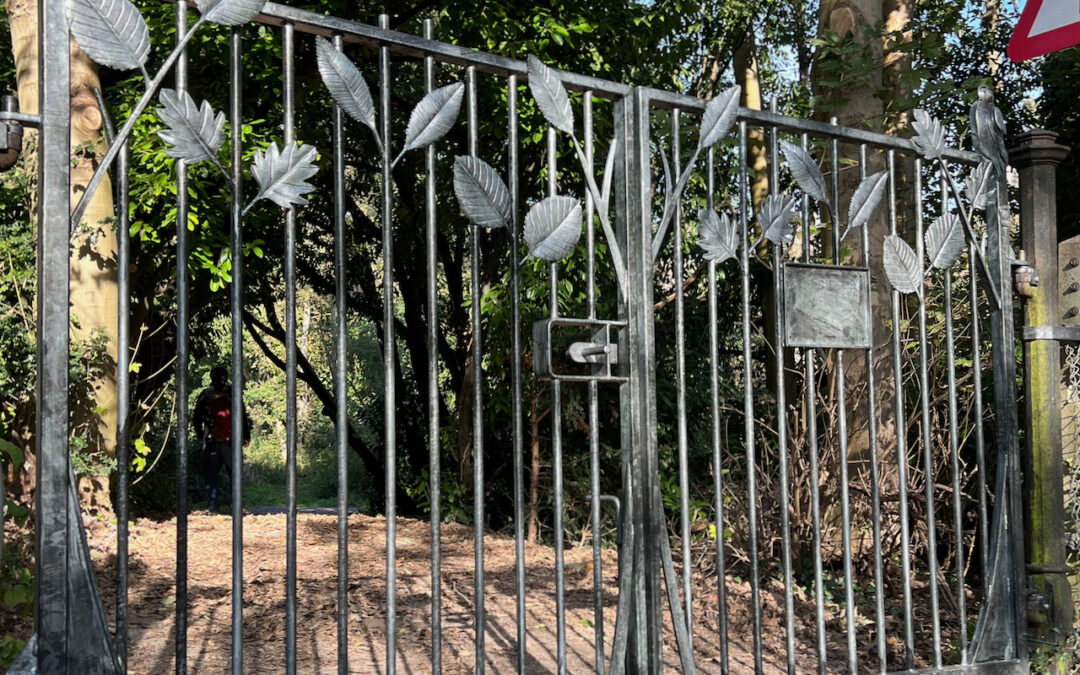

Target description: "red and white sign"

left=1008, top=0, right=1080, bottom=61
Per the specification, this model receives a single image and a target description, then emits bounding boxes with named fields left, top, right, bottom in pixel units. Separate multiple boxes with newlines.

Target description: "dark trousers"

left=202, top=440, right=234, bottom=509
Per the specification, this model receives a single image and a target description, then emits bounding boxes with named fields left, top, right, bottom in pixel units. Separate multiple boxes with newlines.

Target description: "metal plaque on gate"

left=782, top=263, right=871, bottom=349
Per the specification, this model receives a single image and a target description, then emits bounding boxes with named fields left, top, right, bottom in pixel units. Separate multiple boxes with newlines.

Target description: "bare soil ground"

left=7, top=511, right=937, bottom=673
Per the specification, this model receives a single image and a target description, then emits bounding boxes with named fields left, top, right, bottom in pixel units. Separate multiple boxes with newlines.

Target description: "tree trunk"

left=8, top=0, right=118, bottom=512
left=812, top=0, right=909, bottom=559
left=733, top=34, right=769, bottom=211
left=527, top=394, right=548, bottom=545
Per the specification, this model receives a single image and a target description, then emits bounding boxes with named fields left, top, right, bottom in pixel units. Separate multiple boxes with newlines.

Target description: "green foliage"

left=1029, top=626, right=1080, bottom=674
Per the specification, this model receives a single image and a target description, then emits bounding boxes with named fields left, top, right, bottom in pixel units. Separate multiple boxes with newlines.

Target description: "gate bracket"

left=1021, top=325, right=1080, bottom=342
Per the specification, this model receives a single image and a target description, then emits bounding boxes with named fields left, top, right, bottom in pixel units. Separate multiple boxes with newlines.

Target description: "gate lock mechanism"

left=0, top=94, right=23, bottom=173
left=533, top=318, right=626, bottom=383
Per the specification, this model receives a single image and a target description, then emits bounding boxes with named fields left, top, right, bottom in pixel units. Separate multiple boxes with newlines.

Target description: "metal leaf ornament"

left=315, top=37, right=379, bottom=147
left=400, top=82, right=465, bottom=156
left=910, top=109, right=946, bottom=160
left=249, top=142, right=319, bottom=210
left=66, top=0, right=151, bottom=73
left=780, top=141, right=832, bottom=210
left=753, top=193, right=799, bottom=249
left=194, top=0, right=264, bottom=25
left=697, top=85, right=741, bottom=150
left=527, top=55, right=574, bottom=135
left=966, top=160, right=994, bottom=211
left=925, top=213, right=965, bottom=270
left=453, top=156, right=511, bottom=229
left=883, top=235, right=922, bottom=294
left=156, top=89, right=226, bottom=163
left=697, top=209, right=739, bottom=264
left=843, top=170, right=889, bottom=239
left=524, top=196, right=583, bottom=261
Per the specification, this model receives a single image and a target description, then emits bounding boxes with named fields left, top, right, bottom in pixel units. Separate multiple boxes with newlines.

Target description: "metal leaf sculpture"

left=249, top=142, right=318, bottom=210
left=753, top=193, right=799, bottom=249
left=883, top=234, right=922, bottom=294
left=453, top=156, right=511, bottom=229
left=194, top=0, right=264, bottom=25
left=524, top=196, right=583, bottom=261
left=843, top=170, right=889, bottom=239
left=156, top=89, right=226, bottom=163
left=697, top=209, right=739, bottom=264
left=401, top=82, right=465, bottom=155
left=66, top=0, right=151, bottom=73
left=925, top=213, right=965, bottom=270
left=966, top=160, right=994, bottom=211
left=911, top=109, right=946, bottom=160
left=780, top=141, right=832, bottom=210
left=527, top=55, right=574, bottom=135
left=315, top=36, right=379, bottom=147
left=697, top=85, right=741, bottom=150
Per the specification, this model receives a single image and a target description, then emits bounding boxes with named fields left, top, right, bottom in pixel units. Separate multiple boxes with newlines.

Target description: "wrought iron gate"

left=10, top=0, right=1033, bottom=672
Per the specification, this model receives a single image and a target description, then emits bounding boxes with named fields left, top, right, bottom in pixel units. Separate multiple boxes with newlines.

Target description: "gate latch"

left=0, top=94, right=23, bottom=173
left=532, top=318, right=626, bottom=382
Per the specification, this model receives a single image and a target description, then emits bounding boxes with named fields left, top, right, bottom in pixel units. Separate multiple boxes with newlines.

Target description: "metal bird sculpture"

left=969, top=84, right=1008, bottom=178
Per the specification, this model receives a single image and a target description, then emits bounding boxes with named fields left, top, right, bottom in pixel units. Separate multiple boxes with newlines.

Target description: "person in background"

left=193, top=366, right=250, bottom=512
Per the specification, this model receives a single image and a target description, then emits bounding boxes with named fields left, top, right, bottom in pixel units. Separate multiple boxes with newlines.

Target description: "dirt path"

left=80, top=512, right=866, bottom=673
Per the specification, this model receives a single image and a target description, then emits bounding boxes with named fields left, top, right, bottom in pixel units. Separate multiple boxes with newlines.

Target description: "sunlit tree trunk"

left=8, top=0, right=118, bottom=511
left=813, top=0, right=910, bottom=558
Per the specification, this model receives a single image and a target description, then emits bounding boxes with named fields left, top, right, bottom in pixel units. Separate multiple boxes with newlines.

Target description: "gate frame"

left=15, top=2, right=1058, bottom=671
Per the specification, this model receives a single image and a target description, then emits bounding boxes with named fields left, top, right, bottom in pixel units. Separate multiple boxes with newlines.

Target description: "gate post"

left=35, top=0, right=72, bottom=669
left=615, top=85, right=665, bottom=673
left=1010, top=129, right=1074, bottom=646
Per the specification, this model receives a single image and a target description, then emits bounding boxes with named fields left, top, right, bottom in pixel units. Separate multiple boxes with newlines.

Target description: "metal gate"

left=11, top=0, right=1031, bottom=672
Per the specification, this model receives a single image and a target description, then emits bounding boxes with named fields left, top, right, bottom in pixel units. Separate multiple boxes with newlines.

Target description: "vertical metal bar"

left=466, top=64, right=487, bottom=675
left=228, top=27, right=244, bottom=675
left=507, top=75, right=527, bottom=675
left=672, top=109, right=694, bottom=656
left=584, top=91, right=606, bottom=675
left=115, top=98, right=131, bottom=669
left=914, top=157, right=943, bottom=668
left=945, top=261, right=967, bottom=663
left=547, top=123, right=568, bottom=675
left=768, top=103, right=796, bottom=675
left=282, top=22, right=298, bottom=675
left=36, top=0, right=71, bottom=668
left=423, top=20, right=442, bottom=674
left=970, top=244, right=989, bottom=577
left=379, top=15, right=397, bottom=675
left=707, top=148, right=729, bottom=675
left=890, top=151, right=915, bottom=669
left=738, top=119, right=763, bottom=672
left=800, top=132, right=827, bottom=675
left=706, top=148, right=729, bottom=675
left=828, top=126, right=858, bottom=674
left=857, top=144, right=887, bottom=673
left=173, top=5, right=190, bottom=671
left=332, top=32, right=350, bottom=675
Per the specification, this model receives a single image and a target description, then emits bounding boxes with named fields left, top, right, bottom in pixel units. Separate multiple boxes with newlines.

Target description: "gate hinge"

left=532, top=318, right=626, bottom=382
left=1012, top=252, right=1039, bottom=298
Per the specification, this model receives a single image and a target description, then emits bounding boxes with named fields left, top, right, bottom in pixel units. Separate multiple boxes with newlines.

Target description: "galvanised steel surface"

left=24, top=1, right=1034, bottom=673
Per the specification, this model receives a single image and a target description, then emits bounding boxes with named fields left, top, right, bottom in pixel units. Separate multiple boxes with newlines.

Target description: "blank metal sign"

left=782, top=263, right=872, bottom=349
